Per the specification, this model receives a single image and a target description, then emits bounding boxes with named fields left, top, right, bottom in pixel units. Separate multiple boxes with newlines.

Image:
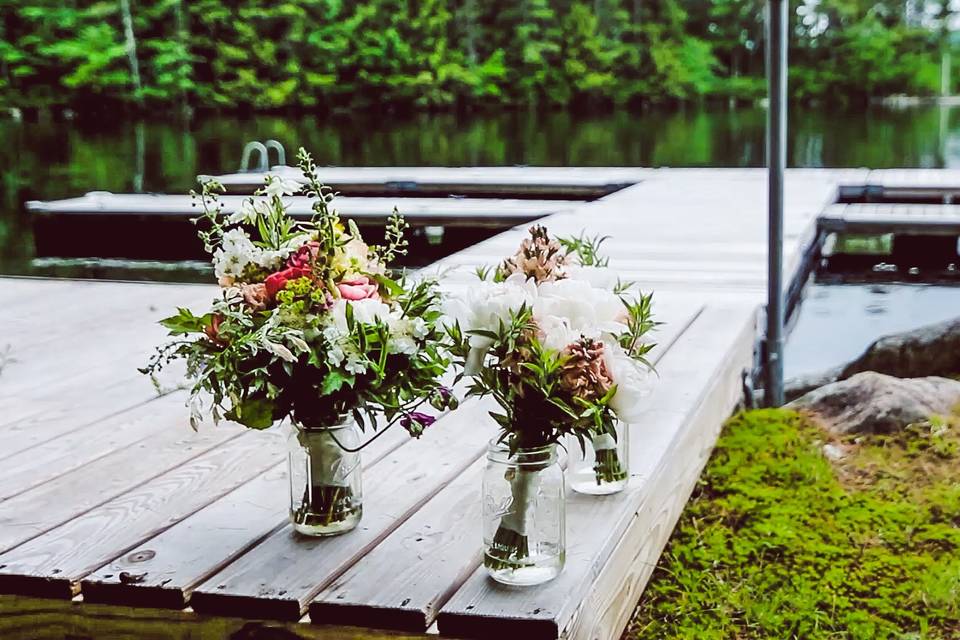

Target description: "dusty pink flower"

left=240, top=283, right=270, bottom=310
left=559, top=338, right=613, bottom=401
left=336, top=276, right=379, bottom=301
left=497, top=225, right=568, bottom=283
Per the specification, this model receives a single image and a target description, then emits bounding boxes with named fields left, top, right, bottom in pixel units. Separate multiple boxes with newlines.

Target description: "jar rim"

left=486, top=438, right=557, bottom=465
left=294, top=413, right=354, bottom=431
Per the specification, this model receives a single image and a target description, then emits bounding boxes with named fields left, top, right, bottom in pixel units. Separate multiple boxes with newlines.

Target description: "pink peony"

left=336, top=276, right=379, bottom=301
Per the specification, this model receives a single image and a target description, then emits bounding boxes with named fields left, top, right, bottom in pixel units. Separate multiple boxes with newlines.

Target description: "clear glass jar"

left=482, top=440, right=565, bottom=586
left=566, top=422, right=629, bottom=495
left=288, top=416, right=362, bottom=536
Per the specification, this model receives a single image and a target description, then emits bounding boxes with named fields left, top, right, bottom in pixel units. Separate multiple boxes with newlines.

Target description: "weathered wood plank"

left=309, top=458, right=484, bottom=632
left=189, top=399, right=498, bottom=621
left=80, top=421, right=412, bottom=610
left=0, top=375, right=173, bottom=462
left=307, top=297, right=704, bottom=632
left=0, top=399, right=242, bottom=555
left=208, top=166, right=648, bottom=198
left=0, top=397, right=186, bottom=500
left=27, top=194, right=575, bottom=229
left=0, top=428, right=285, bottom=599
left=0, top=595, right=428, bottom=640
left=436, top=303, right=757, bottom=639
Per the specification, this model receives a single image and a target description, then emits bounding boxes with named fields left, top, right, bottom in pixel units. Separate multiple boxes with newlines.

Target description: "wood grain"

left=0, top=399, right=242, bottom=554
left=0, top=397, right=186, bottom=500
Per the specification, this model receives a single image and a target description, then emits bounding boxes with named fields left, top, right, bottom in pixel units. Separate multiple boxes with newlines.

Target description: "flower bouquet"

left=142, top=148, right=456, bottom=536
left=445, top=225, right=656, bottom=583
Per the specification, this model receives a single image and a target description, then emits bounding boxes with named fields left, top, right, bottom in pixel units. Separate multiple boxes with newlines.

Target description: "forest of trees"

left=0, top=0, right=956, bottom=114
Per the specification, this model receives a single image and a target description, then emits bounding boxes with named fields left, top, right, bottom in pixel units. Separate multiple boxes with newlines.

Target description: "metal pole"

left=765, top=0, right=787, bottom=407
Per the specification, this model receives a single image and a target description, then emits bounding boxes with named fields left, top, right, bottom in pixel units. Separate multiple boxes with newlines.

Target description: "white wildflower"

left=261, top=174, right=302, bottom=198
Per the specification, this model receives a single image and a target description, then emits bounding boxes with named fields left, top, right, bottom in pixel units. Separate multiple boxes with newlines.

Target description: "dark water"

left=3, top=104, right=960, bottom=278
left=785, top=283, right=960, bottom=380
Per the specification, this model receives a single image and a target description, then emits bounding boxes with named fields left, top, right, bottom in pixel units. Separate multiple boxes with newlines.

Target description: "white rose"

left=444, top=274, right=537, bottom=350
left=535, top=278, right=626, bottom=337
left=602, top=340, right=654, bottom=423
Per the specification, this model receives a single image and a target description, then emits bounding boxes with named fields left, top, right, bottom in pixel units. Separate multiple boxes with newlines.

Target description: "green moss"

left=627, top=409, right=960, bottom=640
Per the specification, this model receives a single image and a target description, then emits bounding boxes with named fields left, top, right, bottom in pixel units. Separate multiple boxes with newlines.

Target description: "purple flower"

left=400, top=411, right=436, bottom=437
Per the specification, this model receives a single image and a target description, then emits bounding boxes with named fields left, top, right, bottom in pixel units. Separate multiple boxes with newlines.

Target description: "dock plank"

left=0, top=375, right=174, bottom=462
left=208, top=166, right=649, bottom=199
left=0, top=398, right=186, bottom=500
left=0, top=398, right=241, bottom=555
left=27, top=194, right=574, bottom=229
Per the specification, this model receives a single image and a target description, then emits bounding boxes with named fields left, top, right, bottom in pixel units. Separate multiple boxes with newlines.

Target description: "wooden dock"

left=0, top=167, right=954, bottom=639
left=26, top=192, right=579, bottom=229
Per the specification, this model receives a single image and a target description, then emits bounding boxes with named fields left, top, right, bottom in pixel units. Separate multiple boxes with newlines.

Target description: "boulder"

left=783, top=316, right=960, bottom=402
left=788, top=371, right=960, bottom=435
left=840, top=317, right=960, bottom=380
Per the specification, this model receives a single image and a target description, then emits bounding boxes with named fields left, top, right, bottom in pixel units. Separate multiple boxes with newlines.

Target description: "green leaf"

left=225, top=395, right=274, bottom=430
left=321, top=370, right=356, bottom=395
left=159, top=308, right=212, bottom=335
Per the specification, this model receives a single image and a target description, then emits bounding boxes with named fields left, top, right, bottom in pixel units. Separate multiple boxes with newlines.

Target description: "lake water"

left=4, top=103, right=960, bottom=278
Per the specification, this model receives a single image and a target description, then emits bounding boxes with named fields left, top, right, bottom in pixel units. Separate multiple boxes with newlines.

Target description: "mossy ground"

left=626, top=409, right=960, bottom=640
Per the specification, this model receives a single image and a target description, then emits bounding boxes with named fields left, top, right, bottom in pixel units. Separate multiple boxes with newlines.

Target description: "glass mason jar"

left=287, top=416, right=362, bottom=536
left=566, top=421, right=629, bottom=495
left=482, top=440, right=565, bottom=586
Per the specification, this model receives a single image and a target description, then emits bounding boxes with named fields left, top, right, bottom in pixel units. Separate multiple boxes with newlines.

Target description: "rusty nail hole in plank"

left=119, top=571, right=147, bottom=584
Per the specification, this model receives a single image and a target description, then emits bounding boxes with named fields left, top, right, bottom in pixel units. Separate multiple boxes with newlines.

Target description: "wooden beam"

left=0, top=595, right=427, bottom=640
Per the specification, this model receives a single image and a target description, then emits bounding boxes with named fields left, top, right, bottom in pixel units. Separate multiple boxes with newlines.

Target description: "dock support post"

left=764, top=0, right=787, bottom=407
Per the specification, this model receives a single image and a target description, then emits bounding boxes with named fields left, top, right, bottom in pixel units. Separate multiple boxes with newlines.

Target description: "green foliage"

left=0, top=0, right=952, bottom=112
left=142, top=147, right=455, bottom=432
left=628, top=409, right=960, bottom=639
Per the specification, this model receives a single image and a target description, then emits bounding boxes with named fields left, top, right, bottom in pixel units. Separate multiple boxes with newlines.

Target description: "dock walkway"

left=0, top=167, right=951, bottom=639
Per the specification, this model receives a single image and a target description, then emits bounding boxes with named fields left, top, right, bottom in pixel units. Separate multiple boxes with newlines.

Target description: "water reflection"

left=2, top=103, right=960, bottom=277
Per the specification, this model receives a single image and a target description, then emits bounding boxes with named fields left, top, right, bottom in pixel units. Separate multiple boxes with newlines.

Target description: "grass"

left=626, top=409, right=960, bottom=640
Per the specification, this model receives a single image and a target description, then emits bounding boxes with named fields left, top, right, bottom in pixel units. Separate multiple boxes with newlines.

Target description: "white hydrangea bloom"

left=213, top=228, right=255, bottom=278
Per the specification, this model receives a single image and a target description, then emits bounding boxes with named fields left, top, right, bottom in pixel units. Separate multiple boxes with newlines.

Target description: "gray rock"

left=787, top=371, right=960, bottom=435
left=782, top=317, right=960, bottom=401
left=841, top=317, right=960, bottom=380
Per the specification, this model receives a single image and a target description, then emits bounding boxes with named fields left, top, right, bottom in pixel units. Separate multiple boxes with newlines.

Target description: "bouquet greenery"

left=142, top=148, right=456, bottom=531
left=143, top=148, right=455, bottom=433
left=445, top=225, right=656, bottom=570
